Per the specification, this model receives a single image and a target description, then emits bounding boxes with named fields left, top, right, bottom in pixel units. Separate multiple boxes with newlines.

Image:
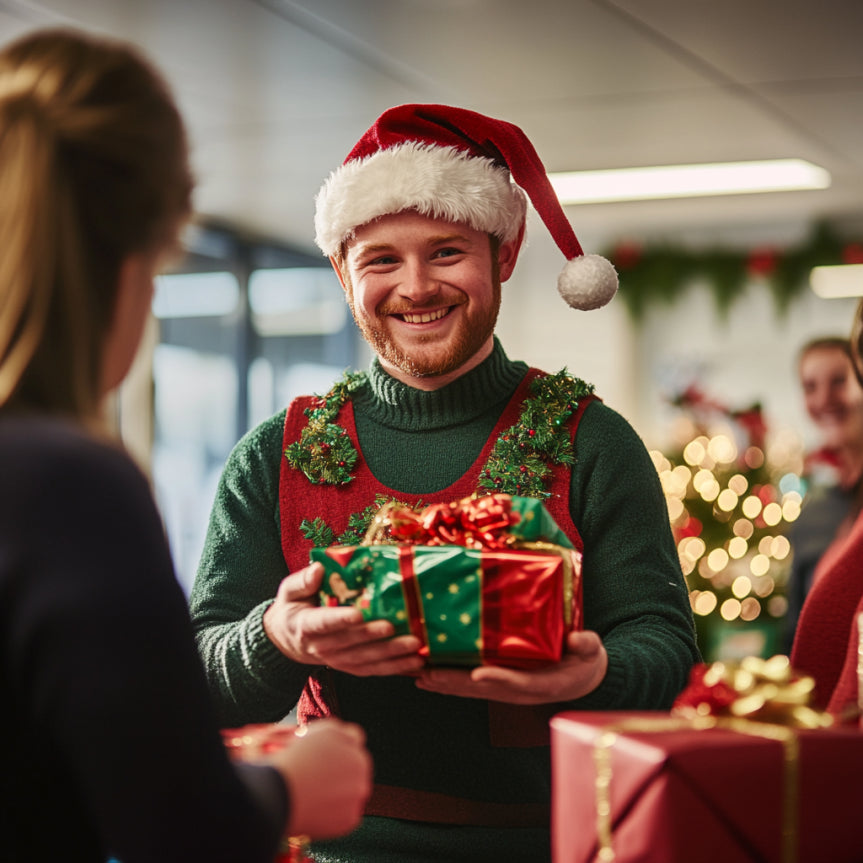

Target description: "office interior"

left=7, top=0, right=863, bottom=660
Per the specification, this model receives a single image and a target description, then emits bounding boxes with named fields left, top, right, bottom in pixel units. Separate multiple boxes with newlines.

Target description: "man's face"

left=335, top=211, right=519, bottom=388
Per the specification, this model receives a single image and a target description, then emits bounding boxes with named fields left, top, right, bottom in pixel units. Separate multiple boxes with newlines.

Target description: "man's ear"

left=330, top=255, right=349, bottom=292
left=496, top=222, right=525, bottom=283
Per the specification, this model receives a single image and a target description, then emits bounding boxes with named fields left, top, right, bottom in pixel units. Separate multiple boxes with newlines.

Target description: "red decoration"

left=671, top=663, right=739, bottom=716
left=746, top=247, right=777, bottom=277
left=842, top=242, right=863, bottom=264
left=612, top=241, right=643, bottom=270
left=732, top=406, right=767, bottom=450
left=671, top=384, right=729, bottom=416
left=673, top=515, right=703, bottom=541
left=803, top=446, right=841, bottom=474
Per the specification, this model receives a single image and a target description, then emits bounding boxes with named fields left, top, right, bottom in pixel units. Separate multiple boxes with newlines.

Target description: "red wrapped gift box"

left=550, top=711, right=863, bottom=863
left=315, top=542, right=580, bottom=668
left=313, top=494, right=582, bottom=668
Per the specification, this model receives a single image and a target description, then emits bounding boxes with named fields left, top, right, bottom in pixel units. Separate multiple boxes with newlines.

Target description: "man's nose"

left=398, top=260, right=441, bottom=303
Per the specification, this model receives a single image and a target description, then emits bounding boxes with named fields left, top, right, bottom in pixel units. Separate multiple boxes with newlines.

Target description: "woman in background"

left=0, top=28, right=370, bottom=862
left=791, top=322, right=863, bottom=718
left=783, top=336, right=863, bottom=651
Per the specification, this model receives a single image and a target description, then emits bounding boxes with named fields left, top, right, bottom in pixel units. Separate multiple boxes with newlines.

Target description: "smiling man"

left=335, top=212, right=509, bottom=386
left=189, top=104, right=700, bottom=863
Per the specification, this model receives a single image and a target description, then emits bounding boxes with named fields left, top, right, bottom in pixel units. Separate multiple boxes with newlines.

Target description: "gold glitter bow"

left=671, top=654, right=833, bottom=729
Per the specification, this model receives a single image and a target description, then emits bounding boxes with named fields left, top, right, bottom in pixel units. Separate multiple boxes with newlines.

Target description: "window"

left=127, top=225, right=365, bottom=593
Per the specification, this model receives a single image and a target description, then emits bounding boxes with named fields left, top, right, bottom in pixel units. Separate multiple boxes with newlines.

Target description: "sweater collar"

left=355, top=337, right=528, bottom=432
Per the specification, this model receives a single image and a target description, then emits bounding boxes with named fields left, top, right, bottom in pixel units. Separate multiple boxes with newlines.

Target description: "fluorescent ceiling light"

left=810, top=264, right=863, bottom=299
left=548, top=159, right=830, bottom=205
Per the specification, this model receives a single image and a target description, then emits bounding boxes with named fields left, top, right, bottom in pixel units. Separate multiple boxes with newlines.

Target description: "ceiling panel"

left=0, top=0, right=859, bottom=250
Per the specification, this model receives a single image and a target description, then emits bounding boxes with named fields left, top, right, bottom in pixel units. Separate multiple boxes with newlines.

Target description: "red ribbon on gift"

left=382, top=494, right=521, bottom=549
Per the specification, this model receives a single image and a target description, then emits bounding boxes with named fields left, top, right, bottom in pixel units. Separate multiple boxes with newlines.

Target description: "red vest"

left=278, top=369, right=593, bottom=824
left=279, top=369, right=588, bottom=570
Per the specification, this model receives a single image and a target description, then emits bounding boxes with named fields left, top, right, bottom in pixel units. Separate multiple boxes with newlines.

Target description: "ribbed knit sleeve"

left=189, top=410, right=311, bottom=726
left=566, top=401, right=701, bottom=709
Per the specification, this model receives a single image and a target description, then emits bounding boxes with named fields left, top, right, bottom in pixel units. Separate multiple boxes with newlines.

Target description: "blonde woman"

left=0, top=28, right=370, bottom=862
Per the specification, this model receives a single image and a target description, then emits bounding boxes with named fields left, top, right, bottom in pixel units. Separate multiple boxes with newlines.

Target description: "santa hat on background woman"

left=314, top=103, right=618, bottom=311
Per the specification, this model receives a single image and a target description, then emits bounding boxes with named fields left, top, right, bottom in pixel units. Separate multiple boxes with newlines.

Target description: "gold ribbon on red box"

left=591, top=656, right=833, bottom=863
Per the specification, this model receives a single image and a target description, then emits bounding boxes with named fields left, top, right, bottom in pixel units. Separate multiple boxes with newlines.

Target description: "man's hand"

left=263, top=563, right=425, bottom=676
left=414, top=630, right=608, bottom=704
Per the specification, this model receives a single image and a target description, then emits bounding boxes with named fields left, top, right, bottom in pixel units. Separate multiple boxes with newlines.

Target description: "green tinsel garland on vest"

left=285, top=368, right=593, bottom=546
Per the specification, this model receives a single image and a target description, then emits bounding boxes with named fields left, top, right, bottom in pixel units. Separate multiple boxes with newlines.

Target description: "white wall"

left=497, top=212, right=860, bottom=455
left=497, top=216, right=639, bottom=425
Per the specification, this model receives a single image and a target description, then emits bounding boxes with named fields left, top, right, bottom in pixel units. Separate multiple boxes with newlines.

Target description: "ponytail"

left=0, top=88, right=64, bottom=407
left=0, top=29, right=192, bottom=418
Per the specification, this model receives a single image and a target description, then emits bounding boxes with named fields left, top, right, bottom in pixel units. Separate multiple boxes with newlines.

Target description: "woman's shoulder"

left=0, top=414, right=148, bottom=507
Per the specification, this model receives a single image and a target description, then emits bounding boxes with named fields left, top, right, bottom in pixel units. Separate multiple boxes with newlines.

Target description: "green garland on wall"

left=604, top=222, right=863, bottom=321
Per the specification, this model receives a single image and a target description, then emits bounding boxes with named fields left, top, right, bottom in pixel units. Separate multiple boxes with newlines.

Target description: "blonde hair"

left=0, top=28, right=192, bottom=419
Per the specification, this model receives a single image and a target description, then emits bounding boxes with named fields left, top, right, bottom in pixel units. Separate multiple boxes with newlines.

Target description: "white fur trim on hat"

left=557, top=254, right=619, bottom=311
left=314, top=142, right=527, bottom=256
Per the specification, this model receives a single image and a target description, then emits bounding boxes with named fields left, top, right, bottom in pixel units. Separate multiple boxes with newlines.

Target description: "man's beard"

left=347, top=279, right=501, bottom=379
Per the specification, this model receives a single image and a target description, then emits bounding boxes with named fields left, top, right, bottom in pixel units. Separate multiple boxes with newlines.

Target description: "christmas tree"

left=651, top=386, right=803, bottom=661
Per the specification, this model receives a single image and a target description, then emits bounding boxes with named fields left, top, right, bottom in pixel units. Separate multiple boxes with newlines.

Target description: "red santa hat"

left=314, top=103, right=618, bottom=311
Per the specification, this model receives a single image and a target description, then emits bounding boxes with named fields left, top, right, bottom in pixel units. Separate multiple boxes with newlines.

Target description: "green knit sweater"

left=189, top=339, right=699, bottom=863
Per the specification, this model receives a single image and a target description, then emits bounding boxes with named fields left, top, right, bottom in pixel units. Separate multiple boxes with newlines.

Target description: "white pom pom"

left=557, top=254, right=618, bottom=311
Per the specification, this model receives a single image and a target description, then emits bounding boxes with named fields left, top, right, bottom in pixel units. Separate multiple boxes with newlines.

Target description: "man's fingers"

left=277, top=563, right=325, bottom=601
left=565, top=629, right=603, bottom=658
left=300, top=611, right=390, bottom=640
left=319, top=633, right=424, bottom=674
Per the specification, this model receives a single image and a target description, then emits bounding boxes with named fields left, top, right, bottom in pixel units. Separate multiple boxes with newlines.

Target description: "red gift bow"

left=384, top=494, right=521, bottom=549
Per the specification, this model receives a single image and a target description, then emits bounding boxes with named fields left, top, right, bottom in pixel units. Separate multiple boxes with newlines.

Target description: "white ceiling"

left=2, top=0, right=863, bottom=255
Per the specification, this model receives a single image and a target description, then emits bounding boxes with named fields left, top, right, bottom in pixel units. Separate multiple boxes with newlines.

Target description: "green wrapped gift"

left=312, top=494, right=581, bottom=668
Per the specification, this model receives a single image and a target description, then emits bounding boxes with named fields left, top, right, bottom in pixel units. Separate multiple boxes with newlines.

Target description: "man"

left=190, top=104, right=700, bottom=863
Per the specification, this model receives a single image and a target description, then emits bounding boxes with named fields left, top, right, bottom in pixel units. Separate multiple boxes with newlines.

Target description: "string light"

left=656, top=387, right=800, bottom=659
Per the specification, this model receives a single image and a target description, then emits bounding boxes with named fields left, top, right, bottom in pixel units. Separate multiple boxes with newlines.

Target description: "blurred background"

left=6, top=0, right=863, bottom=658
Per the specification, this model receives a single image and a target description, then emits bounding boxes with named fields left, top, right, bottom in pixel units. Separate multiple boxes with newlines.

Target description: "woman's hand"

left=271, top=719, right=372, bottom=840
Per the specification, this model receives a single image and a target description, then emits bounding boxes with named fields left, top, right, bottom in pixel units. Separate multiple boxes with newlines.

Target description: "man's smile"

left=397, top=307, right=451, bottom=324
